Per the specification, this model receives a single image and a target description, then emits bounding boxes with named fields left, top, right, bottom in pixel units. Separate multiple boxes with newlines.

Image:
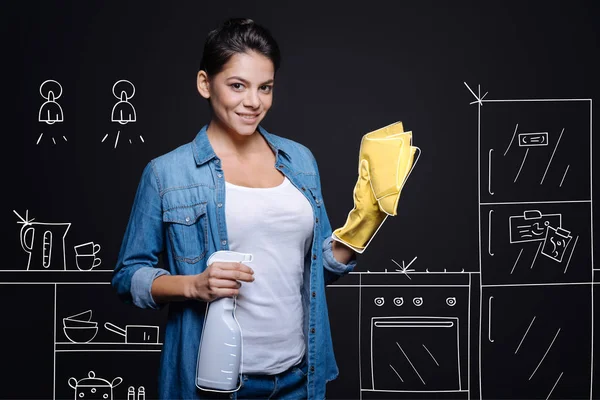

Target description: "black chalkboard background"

left=4, top=1, right=598, bottom=399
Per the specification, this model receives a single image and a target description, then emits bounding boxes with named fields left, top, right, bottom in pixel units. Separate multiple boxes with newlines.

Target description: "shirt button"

left=301, top=187, right=306, bottom=191
left=312, top=254, right=317, bottom=260
left=315, top=218, right=319, bottom=223
left=310, top=328, right=316, bottom=334
left=217, top=203, right=223, bottom=207
left=215, top=159, right=220, bottom=164
left=217, top=173, right=223, bottom=178
left=312, top=291, right=316, bottom=298
left=310, top=366, right=315, bottom=373
left=221, top=240, right=227, bottom=246
left=185, top=217, right=190, bottom=222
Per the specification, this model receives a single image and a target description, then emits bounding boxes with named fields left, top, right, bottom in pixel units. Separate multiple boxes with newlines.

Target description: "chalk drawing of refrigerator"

left=474, top=94, right=594, bottom=399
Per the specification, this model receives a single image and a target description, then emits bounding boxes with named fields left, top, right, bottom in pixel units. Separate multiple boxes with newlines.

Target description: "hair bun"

left=224, top=18, right=254, bottom=27
left=200, top=17, right=280, bottom=77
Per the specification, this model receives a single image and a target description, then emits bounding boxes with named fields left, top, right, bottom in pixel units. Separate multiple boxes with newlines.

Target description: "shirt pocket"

left=162, top=202, right=208, bottom=264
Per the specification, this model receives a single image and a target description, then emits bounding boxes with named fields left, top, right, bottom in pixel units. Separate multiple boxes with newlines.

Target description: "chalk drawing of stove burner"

left=14, top=209, right=71, bottom=271
left=39, top=79, right=64, bottom=125
left=111, top=79, right=136, bottom=125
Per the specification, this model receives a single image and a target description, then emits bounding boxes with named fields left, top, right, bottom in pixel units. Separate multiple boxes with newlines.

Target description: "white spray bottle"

left=196, top=250, right=252, bottom=392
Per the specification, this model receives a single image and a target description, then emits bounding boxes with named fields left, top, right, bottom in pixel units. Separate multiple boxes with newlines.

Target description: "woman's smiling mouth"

left=236, top=112, right=259, bottom=121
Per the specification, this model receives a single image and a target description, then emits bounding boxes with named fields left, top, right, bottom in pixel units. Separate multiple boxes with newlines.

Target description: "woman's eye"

left=230, top=83, right=244, bottom=90
left=260, top=85, right=273, bottom=93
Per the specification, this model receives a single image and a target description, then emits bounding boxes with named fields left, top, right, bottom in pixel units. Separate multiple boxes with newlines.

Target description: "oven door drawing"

left=370, top=316, right=462, bottom=392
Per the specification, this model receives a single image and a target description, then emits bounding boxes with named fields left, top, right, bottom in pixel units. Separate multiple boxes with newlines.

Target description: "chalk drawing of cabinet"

left=478, top=99, right=591, bottom=203
left=54, top=283, right=164, bottom=400
left=0, top=272, right=165, bottom=400
left=481, top=284, right=592, bottom=399
left=475, top=94, right=594, bottom=399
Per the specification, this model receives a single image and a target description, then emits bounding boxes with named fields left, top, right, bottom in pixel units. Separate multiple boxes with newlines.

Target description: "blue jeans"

left=229, top=357, right=308, bottom=400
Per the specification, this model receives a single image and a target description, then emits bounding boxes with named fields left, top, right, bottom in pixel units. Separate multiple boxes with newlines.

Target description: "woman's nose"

left=243, top=90, right=261, bottom=108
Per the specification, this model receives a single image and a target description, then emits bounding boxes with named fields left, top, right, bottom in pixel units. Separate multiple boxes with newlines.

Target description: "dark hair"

left=200, top=18, right=281, bottom=77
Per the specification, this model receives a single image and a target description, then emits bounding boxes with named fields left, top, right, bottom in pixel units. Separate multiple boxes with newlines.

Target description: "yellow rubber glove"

left=332, top=121, right=418, bottom=253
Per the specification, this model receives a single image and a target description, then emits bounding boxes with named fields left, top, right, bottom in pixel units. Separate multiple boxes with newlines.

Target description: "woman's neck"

left=206, top=119, right=264, bottom=158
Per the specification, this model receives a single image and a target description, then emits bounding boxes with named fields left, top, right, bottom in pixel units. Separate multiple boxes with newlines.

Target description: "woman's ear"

left=197, top=70, right=211, bottom=99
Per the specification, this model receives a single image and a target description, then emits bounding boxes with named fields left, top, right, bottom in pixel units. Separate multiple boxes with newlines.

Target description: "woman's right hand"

left=187, top=262, right=255, bottom=302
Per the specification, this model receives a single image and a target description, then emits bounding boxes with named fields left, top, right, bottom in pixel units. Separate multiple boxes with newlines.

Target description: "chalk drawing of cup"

left=74, top=242, right=102, bottom=271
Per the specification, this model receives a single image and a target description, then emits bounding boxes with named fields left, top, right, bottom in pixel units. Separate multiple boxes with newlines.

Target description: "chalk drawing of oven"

left=359, top=273, right=471, bottom=399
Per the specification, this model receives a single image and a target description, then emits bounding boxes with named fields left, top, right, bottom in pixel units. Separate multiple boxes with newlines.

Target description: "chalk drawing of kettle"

left=16, top=211, right=71, bottom=270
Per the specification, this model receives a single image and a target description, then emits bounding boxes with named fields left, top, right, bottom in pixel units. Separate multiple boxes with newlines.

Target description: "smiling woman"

left=196, top=19, right=277, bottom=139
left=111, top=17, right=358, bottom=400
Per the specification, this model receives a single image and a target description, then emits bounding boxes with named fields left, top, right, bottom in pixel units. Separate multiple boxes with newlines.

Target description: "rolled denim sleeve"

left=321, top=210, right=357, bottom=287
left=322, top=235, right=357, bottom=275
left=112, top=161, right=170, bottom=309
left=131, top=267, right=169, bottom=309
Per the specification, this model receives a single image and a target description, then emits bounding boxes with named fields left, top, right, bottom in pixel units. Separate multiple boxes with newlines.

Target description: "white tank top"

left=224, top=175, right=314, bottom=374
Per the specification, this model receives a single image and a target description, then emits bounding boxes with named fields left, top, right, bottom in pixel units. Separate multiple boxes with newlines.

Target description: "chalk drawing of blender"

left=15, top=210, right=71, bottom=270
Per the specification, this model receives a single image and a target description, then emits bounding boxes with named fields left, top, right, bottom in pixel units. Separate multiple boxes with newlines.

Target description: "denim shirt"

left=112, top=124, right=357, bottom=399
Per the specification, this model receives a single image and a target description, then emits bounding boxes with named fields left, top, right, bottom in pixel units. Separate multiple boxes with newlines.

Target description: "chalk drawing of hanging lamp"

left=111, top=79, right=136, bottom=124
left=39, top=80, right=64, bottom=124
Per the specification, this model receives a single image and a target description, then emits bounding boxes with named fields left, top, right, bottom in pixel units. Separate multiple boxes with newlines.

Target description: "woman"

left=112, top=18, right=357, bottom=399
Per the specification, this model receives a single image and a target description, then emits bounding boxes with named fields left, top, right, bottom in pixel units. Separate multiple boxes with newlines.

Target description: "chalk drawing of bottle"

left=39, top=80, right=64, bottom=124
left=111, top=79, right=136, bottom=124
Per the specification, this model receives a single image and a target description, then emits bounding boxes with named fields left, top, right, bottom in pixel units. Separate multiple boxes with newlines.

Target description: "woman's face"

left=198, top=50, right=274, bottom=137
